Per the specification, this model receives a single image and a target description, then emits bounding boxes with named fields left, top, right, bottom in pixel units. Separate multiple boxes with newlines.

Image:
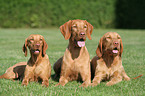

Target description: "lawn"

left=0, top=28, right=145, bottom=96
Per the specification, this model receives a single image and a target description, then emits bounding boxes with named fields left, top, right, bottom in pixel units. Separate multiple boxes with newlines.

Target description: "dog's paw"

left=55, top=83, right=61, bottom=87
left=42, top=80, right=49, bottom=87
left=22, top=80, right=28, bottom=86
left=90, top=83, right=98, bottom=87
left=124, top=77, right=130, bottom=81
left=106, top=81, right=114, bottom=86
left=79, top=82, right=89, bottom=88
left=55, top=82, right=66, bottom=87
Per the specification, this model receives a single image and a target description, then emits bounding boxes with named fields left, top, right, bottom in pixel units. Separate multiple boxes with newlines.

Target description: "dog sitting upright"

left=53, top=19, right=93, bottom=87
left=0, top=34, right=51, bottom=87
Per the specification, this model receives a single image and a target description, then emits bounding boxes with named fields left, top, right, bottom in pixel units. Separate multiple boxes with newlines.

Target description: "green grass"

left=0, top=28, right=145, bottom=96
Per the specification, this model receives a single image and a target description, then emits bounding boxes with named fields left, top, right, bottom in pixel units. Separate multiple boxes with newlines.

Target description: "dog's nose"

left=36, top=44, right=40, bottom=47
left=114, top=42, right=119, bottom=46
left=79, top=32, right=85, bottom=37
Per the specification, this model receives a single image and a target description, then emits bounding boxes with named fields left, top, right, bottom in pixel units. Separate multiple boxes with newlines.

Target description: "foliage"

left=0, top=0, right=116, bottom=28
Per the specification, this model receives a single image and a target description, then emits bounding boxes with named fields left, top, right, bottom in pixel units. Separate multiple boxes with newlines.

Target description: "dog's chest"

left=63, top=47, right=90, bottom=80
left=67, top=61, right=85, bottom=81
left=64, top=48, right=89, bottom=68
left=34, top=58, right=49, bottom=76
left=100, top=61, right=122, bottom=80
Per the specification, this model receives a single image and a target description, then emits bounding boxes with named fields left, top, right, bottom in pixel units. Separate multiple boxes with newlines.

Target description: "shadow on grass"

left=51, top=74, right=59, bottom=82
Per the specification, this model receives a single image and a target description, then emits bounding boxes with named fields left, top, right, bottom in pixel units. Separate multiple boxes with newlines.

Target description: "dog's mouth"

left=76, top=39, right=85, bottom=47
left=112, top=47, right=119, bottom=54
left=32, top=49, right=40, bottom=54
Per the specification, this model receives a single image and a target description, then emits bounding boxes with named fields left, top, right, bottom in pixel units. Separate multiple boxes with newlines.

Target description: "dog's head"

left=96, top=32, right=123, bottom=58
left=60, top=19, right=93, bottom=47
left=23, top=34, right=48, bottom=57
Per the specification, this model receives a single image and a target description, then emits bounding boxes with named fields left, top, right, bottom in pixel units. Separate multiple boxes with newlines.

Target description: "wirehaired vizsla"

left=0, top=34, right=51, bottom=87
left=91, top=32, right=130, bottom=86
left=53, top=19, right=93, bottom=87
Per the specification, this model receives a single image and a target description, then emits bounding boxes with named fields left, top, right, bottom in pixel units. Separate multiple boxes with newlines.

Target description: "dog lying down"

left=91, top=32, right=143, bottom=86
left=0, top=34, right=51, bottom=87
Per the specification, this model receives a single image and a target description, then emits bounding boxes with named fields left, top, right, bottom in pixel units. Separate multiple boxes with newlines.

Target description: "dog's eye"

left=40, top=39, right=43, bottom=41
left=30, top=39, right=34, bottom=41
left=106, top=37, right=111, bottom=39
left=117, top=37, right=121, bottom=39
left=29, top=39, right=34, bottom=43
left=84, top=25, right=87, bottom=28
left=72, top=25, right=77, bottom=28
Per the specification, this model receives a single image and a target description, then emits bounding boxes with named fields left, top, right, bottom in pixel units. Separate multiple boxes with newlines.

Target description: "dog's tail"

left=133, top=74, right=143, bottom=79
left=0, top=73, right=8, bottom=79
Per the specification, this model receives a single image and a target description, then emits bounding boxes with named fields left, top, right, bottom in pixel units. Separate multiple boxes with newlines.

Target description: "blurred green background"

left=0, top=0, right=145, bottom=29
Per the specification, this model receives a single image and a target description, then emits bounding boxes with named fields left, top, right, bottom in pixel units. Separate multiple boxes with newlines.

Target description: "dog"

left=0, top=62, right=26, bottom=80
left=91, top=32, right=130, bottom=86
left=0, top=34, right=51, bottom=87
left=53, top=19, right=93, bottom=87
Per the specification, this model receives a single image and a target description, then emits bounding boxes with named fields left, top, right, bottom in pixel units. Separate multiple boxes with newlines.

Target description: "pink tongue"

left=77, top=41, right=85, bottom=47
left=34, top=51, right=40, bottom=54
left=112, top=50, right=118, bottom=53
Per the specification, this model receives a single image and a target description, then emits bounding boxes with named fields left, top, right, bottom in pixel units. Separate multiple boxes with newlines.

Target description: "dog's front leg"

left=106, top=71, right=122, bottom=86
left=55, top=76, right=69, bottom=86
left=39, top=71, right=50, bottom=87
left=41, top=76, right=49, bottom=87
left=91, top=71, right=106, bottom=86
left=22, top=65, right=34, bottom=86
left=55, top=67, right=71, bottom=86
left=79, top=68, right=91, bottom=87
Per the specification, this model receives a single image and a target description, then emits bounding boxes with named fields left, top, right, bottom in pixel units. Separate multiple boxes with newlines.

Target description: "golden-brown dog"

left=53, top=19, right=93, bottom=87
left=22, top=34, right=51, bottom=87
left=91, top=32, right=130, bottom=86
left=0, top=62, right=26, bottom=80
left=0, top=34, right=51, bottom=87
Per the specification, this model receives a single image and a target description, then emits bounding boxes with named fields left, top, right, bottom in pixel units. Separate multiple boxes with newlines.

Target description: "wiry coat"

left=0, top=34, right=51, bottom=87
left=53, top=19, right=93, bottom=87
left=91, top=32, right=130, bottom=86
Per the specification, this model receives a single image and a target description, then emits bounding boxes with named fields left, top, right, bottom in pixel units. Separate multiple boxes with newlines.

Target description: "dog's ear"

left=60, top=20, right=72, bottom=40
left=42, top=39, right=48, bottom=57
left=22, top=38, right=28, bottom=57
left=85, top=20, right=93, bottom=40
left=120, top=39, right=123, bottom=57
left=96, top=37, right=103, bottom=58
